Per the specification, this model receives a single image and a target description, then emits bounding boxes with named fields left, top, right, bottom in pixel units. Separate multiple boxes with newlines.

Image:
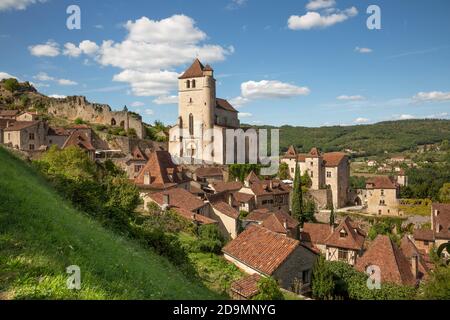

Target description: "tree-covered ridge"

left=243, top=119, right=450, bottom=157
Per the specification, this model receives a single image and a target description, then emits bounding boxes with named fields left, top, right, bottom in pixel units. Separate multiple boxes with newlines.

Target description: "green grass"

left=0, top=147, right=219, bottom=300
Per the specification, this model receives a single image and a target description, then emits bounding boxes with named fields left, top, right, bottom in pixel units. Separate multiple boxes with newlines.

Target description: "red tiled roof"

left=0, top=109, right=19, bottom=117
left=3, top=120, right=40, bottom=131
left=245, top=208, right=272, bottom=223
left=286, top=145, right=297, bottom=156
left=48, top=127, right=70, bottom=136
left=324, top=217, right=365, bottom=250
left=231, top=274, right=261, bottom=299
left=130, top=146, right=147, bottom=161
left=413, top=228, right=434, bottom=241
left=245, top=171, right=260, bottom=183
left=323, top=152, right=347, bottom=167
left=62, top=130, right=95, bottom=151
left=179, top=59, right=206, bottom=79
left=233, top=192, right=254, bottom=203
left=366, top=176, right=397, bottom=189
left=150, top=188, right=205, bottom=212
left=172, top=206, right=217, bottom=225
left=309, top=147, right=321, bottom=158
left=355, top=235, right=416, bottom=286
left=216, top=98, right=238, bottom=113
left=223, top=225, right=300, bottom=275
left=400, top=236, right=430, bottom=280
left=250, top=180, right=291, bottom=197
left=432, top=203, right=450, bottom=240
left=211, top=181, right=243, bottom=193
left=0, top=119, right=14, bottom=129
left=195, top=167, right=223, bottom=178
left=301, top=223, right=332, bottom=246
left=135, top=151, right=190, bottom=189
left=210, top=200, right=239, bottom=219
left=262, top=210, right=299, bottom=235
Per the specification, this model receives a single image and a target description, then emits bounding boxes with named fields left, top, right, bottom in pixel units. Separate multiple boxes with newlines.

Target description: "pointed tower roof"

left=286, top=145, right=297, bottom=156
left=325, top=216, right=365, bottom=250
left=308, top=147, right=321, bottom=158
left=179, top=58, right=207, bottom=79
left=245, top=171, right=260, bottom=184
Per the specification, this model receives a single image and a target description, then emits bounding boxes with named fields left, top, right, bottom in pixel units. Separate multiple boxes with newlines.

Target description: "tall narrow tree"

left=291, top=161, right=303, bottom=224
left=329, top=203, right=335, bottom=227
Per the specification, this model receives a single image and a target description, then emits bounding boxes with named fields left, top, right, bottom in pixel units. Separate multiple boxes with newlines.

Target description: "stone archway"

left=111, top=118, right=116, bottom=126
left=354, top=196, right=362, bottom=206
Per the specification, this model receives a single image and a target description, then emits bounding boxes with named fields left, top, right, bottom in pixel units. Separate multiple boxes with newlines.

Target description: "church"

left=169, top=59, right=240, bottom=165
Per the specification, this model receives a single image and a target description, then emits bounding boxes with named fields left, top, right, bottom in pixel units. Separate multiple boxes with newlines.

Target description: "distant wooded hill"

left=243, top=119, right=450, bottom=157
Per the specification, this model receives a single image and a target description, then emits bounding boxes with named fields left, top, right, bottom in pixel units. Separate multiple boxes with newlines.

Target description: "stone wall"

left=47, top=96, right=145, bottom=138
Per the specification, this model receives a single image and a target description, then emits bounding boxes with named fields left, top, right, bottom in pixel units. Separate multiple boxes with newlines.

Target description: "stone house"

left=119, top=146, right=148, bottom=179
left=206, top=193, right=240, bottom=239
left=46, top=127, right=71, bottom=148
left=16, top=111, right=39, bottom=121
left=194, top=167, right=224, bottom=186
left=301, top=217, right=366, bottom=265
left=365, top=176, right=401, bottom=216
left=243, top=208, right=300, bottom=239
left=62, top=130, right=96, bottom=160
left=413, top=203, right=450, bottom=255
left=281, top=146, right=350, bottom=209
left=3, top=120, right=47, bottom=151
left=355, top=235, right=422, bottom=286
left=223, top=224, right=318, bottom=294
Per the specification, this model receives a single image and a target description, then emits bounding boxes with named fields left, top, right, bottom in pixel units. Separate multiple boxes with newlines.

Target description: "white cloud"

left=288, top=7, right=358, bottom=30
left=396, top=114, right=415, bottom=120
left=337, top=95, right=365, bottom=101
left=153, top=95, right=178, bottom=105
left=58, top=79, right=78, bottom=86
left=63, top=43, right=82, bottom=57
left=226, top=0, right=247, bottom=10
left=426, top=112, right=449, bottom=119
left=130, top=101, right=145, bottom=107
left=49, top=94, right=67, bottom=99
left=229, top=96, right=250, bottom=107
left=413, top=91, right=450, bottom=102
left=94, top=24, right=104, bottom=29
left=241, top=80, right=310, bottom=99
left=144, top=109, right=154, bottom=115
left=306, top=0, right=335, bottom=11
left=34, top=72, right=54, bottom=81
left=355, top=46, right=373, bottom=54
left=239, top=112, right=252, bottom=118
left=0, top=71, right=18, bottom=80
left=29, top=40, right=60, bottom=57
left=354, top=117, right=370, bottom=124
left=62, top=15, right=233, bottom=97
left=0, top=0, right=46, bottom=11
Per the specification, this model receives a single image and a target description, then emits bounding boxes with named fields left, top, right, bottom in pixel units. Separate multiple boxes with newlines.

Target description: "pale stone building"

left=169, top=59, right=240, bottom=165
left=365, top=176, right=401, bottom=216
left=3, top=120, right=47, bottom=151
left=281, top=146, right=350, bottom=209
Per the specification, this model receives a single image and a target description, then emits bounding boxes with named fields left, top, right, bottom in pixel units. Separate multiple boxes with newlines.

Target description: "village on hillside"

left=1, top=58, right=449, bottom=301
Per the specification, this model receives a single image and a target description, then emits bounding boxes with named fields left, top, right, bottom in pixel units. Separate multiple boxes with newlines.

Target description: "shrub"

left=3, top=78, right=19, bottom=92
left=253, top=277, right=284, bottom=300
left=312, top=255, right=334, bottom=300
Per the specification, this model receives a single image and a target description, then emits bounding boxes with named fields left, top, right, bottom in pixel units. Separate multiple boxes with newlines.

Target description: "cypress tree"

left=329, top=203, right=335, bottom=227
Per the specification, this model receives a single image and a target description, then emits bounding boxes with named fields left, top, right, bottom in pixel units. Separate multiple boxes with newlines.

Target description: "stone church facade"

left=169, top=59, right=240, bottom=165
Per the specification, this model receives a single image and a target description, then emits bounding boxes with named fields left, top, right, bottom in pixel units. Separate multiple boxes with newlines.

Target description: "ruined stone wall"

left=47, top=96, right=145, bottom=138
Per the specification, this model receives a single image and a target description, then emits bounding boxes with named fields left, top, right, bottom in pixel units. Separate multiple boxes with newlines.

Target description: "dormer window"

left=339, top=230, right=347, bottom=238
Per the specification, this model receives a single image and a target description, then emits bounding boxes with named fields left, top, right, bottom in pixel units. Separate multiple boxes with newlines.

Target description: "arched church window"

left=189, top=113, right=194, bottom=135
left=192, top=79, right=196, bottom=88
left=186, top=80, right=191, bottom=89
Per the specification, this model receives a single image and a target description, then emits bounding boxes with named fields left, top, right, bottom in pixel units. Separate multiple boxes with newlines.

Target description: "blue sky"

left=0, top=0, right=449, bottom=127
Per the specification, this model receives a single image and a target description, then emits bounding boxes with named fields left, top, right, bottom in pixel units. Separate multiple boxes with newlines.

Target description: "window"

left=29, top=133, right=35, bottom=140
left=327, top=171, right=332, bottom=178
left=338, top=249, right=348, bottom=261
left=302, top=270, right=310, bottom=284
left=135, top=165, right=143, bottom=173
left=310, top=171, right=314, bottom=178
left=379, top=200, right=385, bottom=205
left=424, top=240, right=429, bottom=246
left=186, top=80, right=191, bottom=88
left=192, top=79, right=196, bottom=88
left=189, top=114, right=194, bottom=135
left=339, top=230, right=347, bottom=238
left=291, top=168, right=294, bottom=173
left=7, top=133, right=11, bottom=140
left=381, top=189, right=384, bottom=196
left=189, top=97, right=193, bottom=103
left=29, top=144, right=35, bottom=151
left=310, top=162, right=313, bottom=166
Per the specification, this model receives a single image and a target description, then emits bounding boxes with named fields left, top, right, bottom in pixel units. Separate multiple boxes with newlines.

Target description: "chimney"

left=163, top=193, right=170, bottom=206
left=269, top=180, right=273, bottom=189
left=411, top=254, right=418, bottom=279
left=298, top=227, right=303, bottom=241
left=228, top=194, right=233, bottom=206
left=283, top=219, right=288, bottom=230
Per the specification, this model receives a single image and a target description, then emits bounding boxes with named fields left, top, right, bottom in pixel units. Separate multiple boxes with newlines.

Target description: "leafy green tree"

left=291, top=162, right=303, bottom=224
left=301, top=172, right=312, bottom=189
left=441, top=139, right=449, bottom=151
left=229, top=164, right=261, bottom=182
left=311, top=255, right=334, bottom=300
left=253, top=277, right=284, bottom=300
left=421, top=266, right=450, bottom=299
left=278, top=162, right=290, bottom=180
left=3, top=78, right=19, bottom=92
left=438, top=183, right=450, bottom=203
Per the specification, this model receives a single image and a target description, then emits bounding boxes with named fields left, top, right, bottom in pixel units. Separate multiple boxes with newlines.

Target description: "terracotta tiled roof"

left=216, top=98, right=238, bottom=113
left=250, top=180, right=291, bottom=197
left=245, top=171, right=260, bottom=183
left=223, top=225, right=300, bottom=275
left=309, top=147, right=321, bottom=158
left=413, top=229, right=434, bottom=241
left=0, top=119, right=14, bottom=129
left=286, top=145, right=297, bottom=156
left=150, top=187, right=205, bottom=212
left=355, top=235, right=416, bottom=286
left=400, top=236, right=430, bottom=280
left=301, top=223, right=332, bottom=246
left=323, top=152, right=347, bottom=167
left=211, top=181, right=243, bottom=193
left=62, top=130, right=95, bottom=151
left=48, top=127, right=70, bottom=136
left=262, top=211, right=299, bottom=235
left=233, top=192, right=254, bottom=203
left=0, top=109, right=19, bottom=117
left=195, top=167, right=223, bottom=178
left=131, top=146, right=147, bottom=161
left=231, top=274, right=261, bottom=299
left=179, top=59, right=206, bottom=79
left=245, top=208, right=272, bottom=223
left=366, top=176, right=397, bottom=189
left=324, top=217, right=365, bottom=250
left=134, top=151, right=190, bottom=189
left=210, top=200, right=239, bottom=219
left=432, top=203, right=450, bottom=240
left=3, top=120, right=40, bottom=131
left=172, top=206, right=217, bottom=225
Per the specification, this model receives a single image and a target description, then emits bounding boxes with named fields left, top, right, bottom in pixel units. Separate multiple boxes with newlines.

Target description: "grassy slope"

left=0, top=147, right=219, bottom=300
